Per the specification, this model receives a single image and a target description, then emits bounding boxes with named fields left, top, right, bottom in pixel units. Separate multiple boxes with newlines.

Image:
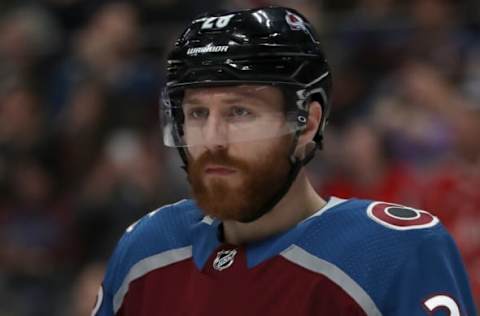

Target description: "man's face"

left=183, top=85, right=293, bottom=222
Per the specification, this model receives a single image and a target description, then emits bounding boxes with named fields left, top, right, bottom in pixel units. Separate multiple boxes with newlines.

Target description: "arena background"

left=0, top=0, right=478, bottom=314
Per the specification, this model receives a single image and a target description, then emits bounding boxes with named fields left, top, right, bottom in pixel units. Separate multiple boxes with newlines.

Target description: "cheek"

left=229, top=141, right=278, bottom=161
left=228, top=144, right=256, bottom=160
left=186, top=136, right=291, bottom=163
left=186, top=146, right=208, bottom=162
left=186, top=143, right=262, bottom=161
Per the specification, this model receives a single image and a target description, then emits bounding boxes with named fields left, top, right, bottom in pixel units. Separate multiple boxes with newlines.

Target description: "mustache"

left=189, top=150, right=250, bottom=171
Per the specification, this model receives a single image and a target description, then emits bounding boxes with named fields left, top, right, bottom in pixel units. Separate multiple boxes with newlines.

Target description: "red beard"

left=187, top=142, right=291, bottom=222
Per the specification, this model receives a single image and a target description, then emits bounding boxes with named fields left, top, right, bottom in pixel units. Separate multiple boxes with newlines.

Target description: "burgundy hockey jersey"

left=93, top=197, right=477, bottom=315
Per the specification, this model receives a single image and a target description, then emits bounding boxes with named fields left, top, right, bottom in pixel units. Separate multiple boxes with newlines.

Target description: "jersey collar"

left=191, top=197, right=348, bottom=270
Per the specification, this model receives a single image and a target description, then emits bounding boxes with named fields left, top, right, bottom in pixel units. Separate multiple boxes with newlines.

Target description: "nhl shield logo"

left=213, top=249, right=237, bottom=271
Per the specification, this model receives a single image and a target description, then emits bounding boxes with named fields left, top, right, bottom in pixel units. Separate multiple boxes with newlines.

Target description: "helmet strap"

left=251, top=129, right=317, bottom=221
left=250, top=98, right=319, bottom=219
left=177, top=147, right=189, bottom=172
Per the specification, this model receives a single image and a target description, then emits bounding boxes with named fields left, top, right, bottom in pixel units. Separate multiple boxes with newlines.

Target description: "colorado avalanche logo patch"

left=213, top=249, right=237, bottom=271
left=285, top=11, right=306, bottom=31
left=367, top=202, right=439, bottom=230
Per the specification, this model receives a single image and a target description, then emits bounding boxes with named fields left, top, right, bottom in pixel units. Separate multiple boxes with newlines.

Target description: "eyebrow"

left=184, top=90, right=277, bottom=109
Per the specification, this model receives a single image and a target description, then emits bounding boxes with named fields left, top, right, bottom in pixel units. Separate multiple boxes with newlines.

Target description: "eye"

left=229, top=106, right=252, bottom=118
left=187, top=107, right=209, bottom=120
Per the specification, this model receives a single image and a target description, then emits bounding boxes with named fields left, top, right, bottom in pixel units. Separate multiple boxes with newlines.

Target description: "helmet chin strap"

left=246, top=101, right=318, bottom=222
left=178, top=147, right=189, bottom=172
left=238, top=131, right=316, bottom=223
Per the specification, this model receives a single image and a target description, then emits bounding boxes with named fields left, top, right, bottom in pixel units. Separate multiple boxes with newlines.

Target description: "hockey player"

left=93, top=7, right=477, bottom=315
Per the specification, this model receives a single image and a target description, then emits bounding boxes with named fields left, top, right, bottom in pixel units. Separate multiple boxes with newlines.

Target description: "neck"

left=222, top=170, right=326, bottom=245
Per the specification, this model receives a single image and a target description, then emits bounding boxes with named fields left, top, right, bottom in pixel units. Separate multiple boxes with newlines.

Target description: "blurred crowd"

left=0, top=0, right=478, bottom=314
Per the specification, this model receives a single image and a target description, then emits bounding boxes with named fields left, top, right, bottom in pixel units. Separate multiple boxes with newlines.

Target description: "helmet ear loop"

left=172, top=112, right=190, bottom=171
left=289, top=104, right=318, bottom=166
left=288, top=109, right=307, bottom=163
left=161, top=88, right=190, bottom=170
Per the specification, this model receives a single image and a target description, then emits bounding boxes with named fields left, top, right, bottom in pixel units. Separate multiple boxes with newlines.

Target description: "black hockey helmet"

left=162, top=6, right=332, bottom=151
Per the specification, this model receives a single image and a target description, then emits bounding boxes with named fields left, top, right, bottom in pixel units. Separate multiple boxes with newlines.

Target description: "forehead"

left=183, top=85, right=284, bottom=109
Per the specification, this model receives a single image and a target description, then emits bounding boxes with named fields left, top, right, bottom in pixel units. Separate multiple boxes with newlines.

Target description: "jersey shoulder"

left=122, top=198, right=202, bottom=247
left=103, top=199, right=202, bottom=294
left=302, top=198, right=443, bottom=243
left=298, top=198, right=448, bottom=260
left=294, top=198, right=458, bottom=312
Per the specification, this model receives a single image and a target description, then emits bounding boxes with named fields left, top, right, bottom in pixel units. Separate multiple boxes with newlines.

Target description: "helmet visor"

left=160, top=85, right=302, bottom=148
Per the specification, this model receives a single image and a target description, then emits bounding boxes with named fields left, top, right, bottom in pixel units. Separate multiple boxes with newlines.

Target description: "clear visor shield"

left=160, top=85, right=303, bottom=148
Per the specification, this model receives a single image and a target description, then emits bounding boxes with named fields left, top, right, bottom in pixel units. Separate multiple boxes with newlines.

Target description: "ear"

left=297, top=100, right=322, bottom=148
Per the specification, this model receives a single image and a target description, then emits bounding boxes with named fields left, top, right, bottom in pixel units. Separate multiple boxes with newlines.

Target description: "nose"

left=203, top=112, right=228, bottom=151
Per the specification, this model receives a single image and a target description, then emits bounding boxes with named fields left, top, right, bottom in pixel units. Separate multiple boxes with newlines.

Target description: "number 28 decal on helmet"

left=367, top=202, right=439, bottom=230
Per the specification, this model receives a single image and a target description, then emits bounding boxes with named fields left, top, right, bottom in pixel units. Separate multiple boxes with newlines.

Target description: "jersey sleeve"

left=91, top=225, right=131, bottom=316
left=90, top=200, right=198, bottom=316
left=91, top=242, right=122, bottom=316
left=386, top=228, right=477, bottom=316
